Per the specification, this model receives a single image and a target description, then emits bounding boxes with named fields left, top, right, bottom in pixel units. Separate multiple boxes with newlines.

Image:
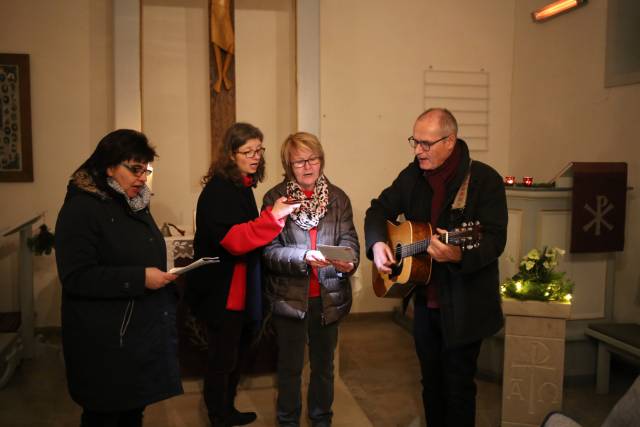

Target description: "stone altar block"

left=477, top=187, right=617, bottom=383
left=501, top=298, right=571, bottom=427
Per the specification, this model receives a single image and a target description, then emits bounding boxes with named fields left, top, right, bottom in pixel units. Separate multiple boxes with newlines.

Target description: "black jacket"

left=262, top=179, right=360, bottom=325
left=55, top=170, right=182, bottom=411
left=364, top=140, right=508, bottom=347
left=186, top=174, right=261, bottom=325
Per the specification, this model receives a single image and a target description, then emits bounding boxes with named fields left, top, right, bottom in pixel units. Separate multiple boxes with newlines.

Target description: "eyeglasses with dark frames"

left=121, top=163, right=152, bottom=177
left=235, top=147, right=266, bottom=159
left=407, top=135, right=450, bottom=151
left=291, top=156, right=321, bottom=169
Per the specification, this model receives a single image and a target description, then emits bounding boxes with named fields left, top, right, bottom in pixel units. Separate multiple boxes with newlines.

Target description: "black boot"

left=226, top=408, right=257, bottom=426
left=212, top=408, right=257, bottom=426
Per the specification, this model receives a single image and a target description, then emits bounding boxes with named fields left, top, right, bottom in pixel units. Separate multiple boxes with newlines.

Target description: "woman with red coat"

left=186, top=122, right=299, bottom=426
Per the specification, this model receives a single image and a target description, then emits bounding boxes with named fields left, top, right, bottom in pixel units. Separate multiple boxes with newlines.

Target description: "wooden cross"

left=209, top=0, right=235, bottom=158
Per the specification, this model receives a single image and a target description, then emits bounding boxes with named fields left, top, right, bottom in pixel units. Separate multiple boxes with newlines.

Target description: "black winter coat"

left=262, top=179, right=359, bottom=325
left=55, top=170, right=182, bottom=411
left=186, top=174, right=261, bottom=325
left=364, top=140, right=508, bottom=348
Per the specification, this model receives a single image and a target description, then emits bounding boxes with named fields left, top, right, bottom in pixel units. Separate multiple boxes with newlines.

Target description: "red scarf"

left=423, top=142, right=461, bottom=226
left=422, top=142, right=461, bottom=308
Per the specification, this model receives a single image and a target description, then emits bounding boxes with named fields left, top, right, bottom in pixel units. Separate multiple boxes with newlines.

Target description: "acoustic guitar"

left=372, top=220, right=482, bottom=298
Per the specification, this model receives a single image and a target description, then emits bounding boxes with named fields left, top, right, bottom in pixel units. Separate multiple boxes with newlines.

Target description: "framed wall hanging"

left=0, top=53, right=33, bottom=182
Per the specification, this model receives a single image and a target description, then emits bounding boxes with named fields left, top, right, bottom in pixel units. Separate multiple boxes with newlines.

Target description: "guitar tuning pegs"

left=475, top=220, right=480, bottom=225
left=462, top=222, right=467, bottom=227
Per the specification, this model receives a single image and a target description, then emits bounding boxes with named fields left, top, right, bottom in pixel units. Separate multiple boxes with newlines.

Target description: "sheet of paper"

left=317, top=245, right=356, bottom=262
left=169, top=257, right=219, bottom=275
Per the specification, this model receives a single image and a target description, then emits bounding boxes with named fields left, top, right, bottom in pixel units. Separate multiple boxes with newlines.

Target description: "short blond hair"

left=280, top=132, right=325, bottom=180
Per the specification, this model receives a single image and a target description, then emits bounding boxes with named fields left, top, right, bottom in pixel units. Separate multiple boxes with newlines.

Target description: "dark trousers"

left=80, top=407, right=145, bottom=427
left=413, top=299, right=482, bottom=427
left=273, top=297, right=338, bottom=427
left=204, top=309, right=252, bottom=422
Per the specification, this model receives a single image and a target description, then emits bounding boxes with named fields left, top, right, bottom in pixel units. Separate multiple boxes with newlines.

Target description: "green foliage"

left=501, top=247, right=573, bottom=302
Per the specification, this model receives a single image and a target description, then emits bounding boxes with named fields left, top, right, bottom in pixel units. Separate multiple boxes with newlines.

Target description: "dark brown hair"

left=202, top=122, right=265, bottom=186
left=77, top=129, right=157, bottom=191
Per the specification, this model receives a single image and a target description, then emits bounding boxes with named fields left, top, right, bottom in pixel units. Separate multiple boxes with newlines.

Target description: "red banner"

left=570, top=163, right=627, bottom=253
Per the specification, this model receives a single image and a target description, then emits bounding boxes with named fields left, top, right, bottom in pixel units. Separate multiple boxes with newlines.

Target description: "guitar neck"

left=396, top=233, right=457, bottom=260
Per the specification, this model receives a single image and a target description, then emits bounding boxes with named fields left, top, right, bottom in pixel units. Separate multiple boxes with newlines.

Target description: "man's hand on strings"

left=372, top=241, right=396, bottom=274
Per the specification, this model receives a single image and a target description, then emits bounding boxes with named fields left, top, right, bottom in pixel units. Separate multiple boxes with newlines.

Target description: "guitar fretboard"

left=395, top=232, right=469, bottom=260
left=396, top=238, right=432, bottom=259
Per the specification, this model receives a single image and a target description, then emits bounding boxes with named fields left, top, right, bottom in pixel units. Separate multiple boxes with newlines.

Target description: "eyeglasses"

left=121, top=163, right=152, bottom=177
left=291, top=156, right=321, bottom=169
left=408, top=135, right=450, bottom=151
left=235, top=147, right=266, bottom=159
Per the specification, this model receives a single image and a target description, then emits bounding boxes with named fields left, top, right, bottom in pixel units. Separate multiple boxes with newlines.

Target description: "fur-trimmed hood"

left=67, top=169, right=110, bottom=200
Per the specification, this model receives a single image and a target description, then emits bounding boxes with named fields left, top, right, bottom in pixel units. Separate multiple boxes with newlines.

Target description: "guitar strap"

left=451, top=160, right=473, bottom=211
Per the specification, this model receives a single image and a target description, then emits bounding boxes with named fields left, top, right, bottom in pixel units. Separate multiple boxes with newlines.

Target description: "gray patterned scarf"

left=107, top=177, right=151, bottom=212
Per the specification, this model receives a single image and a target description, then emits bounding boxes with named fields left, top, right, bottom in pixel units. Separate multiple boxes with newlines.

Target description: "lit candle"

left=504, top=176, right=515, bottom=186
left=523, top=176, right=533, bottom=187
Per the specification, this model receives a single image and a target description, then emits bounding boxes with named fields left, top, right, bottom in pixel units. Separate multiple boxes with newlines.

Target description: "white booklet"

left=169, top=257, right=219, bottom=275
left=317, top=245, right=356, bottom=262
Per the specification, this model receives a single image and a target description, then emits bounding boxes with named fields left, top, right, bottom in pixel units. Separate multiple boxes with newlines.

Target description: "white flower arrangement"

left=501, top=247, right=573, bottom=302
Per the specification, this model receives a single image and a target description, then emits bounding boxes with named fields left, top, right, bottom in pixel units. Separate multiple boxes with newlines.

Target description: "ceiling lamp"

left=532, top=0, right=587, bottom=22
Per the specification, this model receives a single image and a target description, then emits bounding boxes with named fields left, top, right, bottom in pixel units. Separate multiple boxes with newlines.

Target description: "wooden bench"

left=585, top=323, right=640, bottom=394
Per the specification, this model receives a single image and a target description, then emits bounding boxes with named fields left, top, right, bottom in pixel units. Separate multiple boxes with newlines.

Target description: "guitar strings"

left=398, top=231, right=467, bottom=259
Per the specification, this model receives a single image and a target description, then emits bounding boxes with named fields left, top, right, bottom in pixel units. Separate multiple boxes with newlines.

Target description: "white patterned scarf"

left=107, top=177, right=151, bottom=212
left=286, top=174, right=329, bottom=230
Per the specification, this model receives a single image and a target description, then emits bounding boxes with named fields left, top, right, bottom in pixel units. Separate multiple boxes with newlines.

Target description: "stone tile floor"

left=340, top=314, right=637, bottom=427
left=0, top=313, right=636, bottom=426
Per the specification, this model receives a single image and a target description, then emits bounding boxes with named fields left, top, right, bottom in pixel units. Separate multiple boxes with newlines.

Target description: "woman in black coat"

left=55, top=129, right=182, bottom=427
left=186, top=122, right=298, bottom=426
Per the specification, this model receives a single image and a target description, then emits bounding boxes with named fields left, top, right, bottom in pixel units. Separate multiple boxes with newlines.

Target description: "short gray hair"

left=417, top=108, right=458, bottom=136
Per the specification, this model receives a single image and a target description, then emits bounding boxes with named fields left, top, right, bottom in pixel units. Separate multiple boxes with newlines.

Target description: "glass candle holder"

left=522, top=176, right=534, bottom=187
left=504, top=176, right=515, bottom=186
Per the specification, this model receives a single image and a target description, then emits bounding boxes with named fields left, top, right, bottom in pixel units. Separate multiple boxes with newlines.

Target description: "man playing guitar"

left=364, top=108, right=508, bottom=427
